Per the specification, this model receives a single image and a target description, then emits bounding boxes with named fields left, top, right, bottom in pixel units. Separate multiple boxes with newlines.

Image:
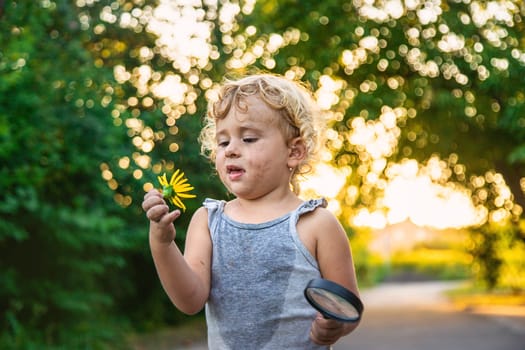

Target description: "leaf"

left=508, top=144, right=525, bottom=164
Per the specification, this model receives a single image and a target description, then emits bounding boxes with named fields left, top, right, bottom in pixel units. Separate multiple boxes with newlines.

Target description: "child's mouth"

left=227, top=165, right=245, bottom=180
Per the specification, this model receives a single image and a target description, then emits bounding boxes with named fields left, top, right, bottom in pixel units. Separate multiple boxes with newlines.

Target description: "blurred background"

left=1, top=0, right=524, bottom=348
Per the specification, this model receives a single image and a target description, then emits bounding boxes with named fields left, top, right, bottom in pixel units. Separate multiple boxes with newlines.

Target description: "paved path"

left=333, top=281, right=525, bottom=350
left=182, top=281, right=525, bottom=350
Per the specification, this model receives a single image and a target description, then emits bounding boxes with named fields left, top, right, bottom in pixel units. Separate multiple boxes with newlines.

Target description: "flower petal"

left=169, top=169, right=181, bottom=185
left=177, top=193, right=197, bottom=199
left=172, top=171, right=186, bottom=186
left=174, top=185, right=194, bottom=192
left=174, top=178, right=189, bottom=186
left=171, top=195, right=187, bottom=211
left=158, top=174, right=168, bottom=187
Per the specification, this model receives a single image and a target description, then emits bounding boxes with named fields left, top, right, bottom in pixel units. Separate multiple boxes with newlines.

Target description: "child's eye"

left=243, top=137, right=258, bottom=143
left=217, top=140, right=229, bottom=147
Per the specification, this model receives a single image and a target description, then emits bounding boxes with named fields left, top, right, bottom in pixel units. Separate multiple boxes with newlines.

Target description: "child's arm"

left=300, top=207, right=361, bottom=345
left=143, top=190, right=212, bottom=315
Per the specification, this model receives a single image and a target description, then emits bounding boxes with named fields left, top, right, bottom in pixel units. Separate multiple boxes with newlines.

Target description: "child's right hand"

left=310, top=313, right=355, bottom=345
left=142, top=189, right=181, bottom=244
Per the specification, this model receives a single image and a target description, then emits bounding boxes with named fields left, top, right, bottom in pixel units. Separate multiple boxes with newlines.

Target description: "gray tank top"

left=203, top=198, right=330, bottom=350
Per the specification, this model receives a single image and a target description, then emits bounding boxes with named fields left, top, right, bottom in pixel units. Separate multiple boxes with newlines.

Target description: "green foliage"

left=469, top=225, right=504, bottom=289
left=0, top=1, right=141, bottom=347
left=347, top=228, right=390, bottom=286
left=390, top=248, right=472, bottom=280
left=497, top=240, right=525, bottom=292
left=470, top=222, right=525, bottom=291
left=1, top=0, right=228, bottom=346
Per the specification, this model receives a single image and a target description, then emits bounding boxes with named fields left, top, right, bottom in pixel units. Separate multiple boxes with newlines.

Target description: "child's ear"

left=288, top=137, right=306, bottom=166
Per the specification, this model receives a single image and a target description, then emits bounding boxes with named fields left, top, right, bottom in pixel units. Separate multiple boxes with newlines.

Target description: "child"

left=142, top=74, right=361, bottom=349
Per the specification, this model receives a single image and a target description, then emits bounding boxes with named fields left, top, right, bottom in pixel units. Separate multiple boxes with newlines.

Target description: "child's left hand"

left=309, top=313, right=352, bottom=345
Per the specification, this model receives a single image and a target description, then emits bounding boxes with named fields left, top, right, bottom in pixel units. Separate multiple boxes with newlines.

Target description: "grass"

left=446, top=283, right=525, bottom=315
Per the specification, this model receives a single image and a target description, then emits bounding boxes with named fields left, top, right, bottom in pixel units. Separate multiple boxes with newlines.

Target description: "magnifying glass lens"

left=306, top=288, right=360, bottom=319
left=304, top=278, right=364, bottom=323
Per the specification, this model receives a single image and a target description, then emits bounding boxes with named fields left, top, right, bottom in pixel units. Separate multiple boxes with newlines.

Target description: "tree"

left=224, top=0, right=525, bottom=289
left=0, top=0, right=231, bottom=346
left=98, top=0, right=525, bottom=291
left=0, top=1, right=152, bottom=346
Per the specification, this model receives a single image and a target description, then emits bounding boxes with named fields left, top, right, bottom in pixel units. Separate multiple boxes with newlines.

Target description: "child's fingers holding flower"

left=143, top=168, right=196, bottom=244
left=143, top=188, right=182, bottom=244
left=142, top=189, right=170, bottom=223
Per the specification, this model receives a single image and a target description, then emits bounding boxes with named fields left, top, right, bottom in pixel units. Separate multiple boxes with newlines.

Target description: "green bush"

left=390, top=248, right=472, bottom=280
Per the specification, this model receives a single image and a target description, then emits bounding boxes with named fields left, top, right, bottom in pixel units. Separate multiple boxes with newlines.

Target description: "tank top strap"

left=287, top=198, right=327, bottom=272
left=203, top=198, right=226, bottom=236
left=292, top=198, right=327, bottom=223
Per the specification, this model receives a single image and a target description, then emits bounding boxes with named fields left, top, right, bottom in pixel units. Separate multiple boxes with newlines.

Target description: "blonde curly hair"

left=199, top=74, right=324, bottom=194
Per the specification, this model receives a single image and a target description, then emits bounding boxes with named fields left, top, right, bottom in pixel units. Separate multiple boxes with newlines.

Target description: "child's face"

left=214, top=95, right=293, bottom=200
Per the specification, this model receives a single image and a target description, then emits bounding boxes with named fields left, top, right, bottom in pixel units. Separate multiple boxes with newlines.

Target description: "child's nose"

left=225, top=139, right=240, bottom=157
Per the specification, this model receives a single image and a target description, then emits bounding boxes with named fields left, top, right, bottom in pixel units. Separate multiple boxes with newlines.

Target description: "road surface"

left=333, top=281, right=525, bottom=350
left=175, top=281, right=525, bottom=350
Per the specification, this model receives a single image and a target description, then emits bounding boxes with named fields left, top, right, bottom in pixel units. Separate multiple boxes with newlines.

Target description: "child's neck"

left=225, top=192, right=302, bottom=224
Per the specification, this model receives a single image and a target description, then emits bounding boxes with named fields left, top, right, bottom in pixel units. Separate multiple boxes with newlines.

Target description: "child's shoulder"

left=299, top=200, right=339, bottom=226
left=189, top=205, right=209, bottom=223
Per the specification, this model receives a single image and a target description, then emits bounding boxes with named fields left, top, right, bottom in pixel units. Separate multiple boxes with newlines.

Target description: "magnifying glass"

left=304, top=278, right=364, bottom=323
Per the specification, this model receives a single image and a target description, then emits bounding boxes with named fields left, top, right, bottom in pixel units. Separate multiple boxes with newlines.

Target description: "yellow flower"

left=158, top=169, right=196, bottom=212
